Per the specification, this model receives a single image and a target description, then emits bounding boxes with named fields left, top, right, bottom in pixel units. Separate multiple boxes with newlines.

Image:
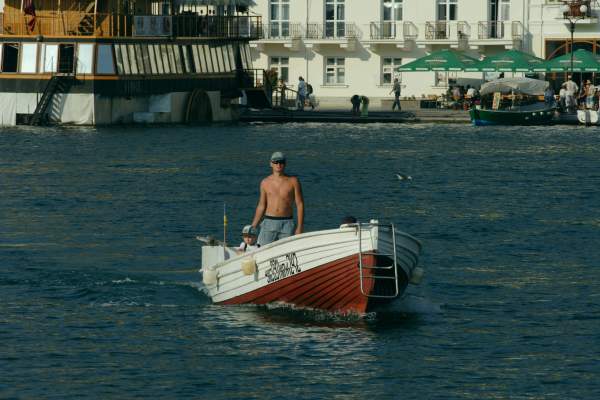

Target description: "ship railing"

left=0, top=12, right=262, bottom=39
left=272, top=86, right=298, bottom=109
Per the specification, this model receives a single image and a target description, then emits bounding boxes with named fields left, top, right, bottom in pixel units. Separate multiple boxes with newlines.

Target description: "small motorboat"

left=198, top=221, right=423, bottom=315
left=577, top=109, right=599, bottom=125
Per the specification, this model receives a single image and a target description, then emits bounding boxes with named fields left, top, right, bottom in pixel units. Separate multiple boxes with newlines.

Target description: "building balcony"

left=303, top=22, right=361, bottom=51
left=416, top=21, right=470, bottom=50
left=0, top=11, right=262, bottom=39
left=470, top=21, right=523, bottom=49
left=423, top=21, right=470, bottom=41
left=251, top=22, right=303, bottom=50
left=365, top=21, right=417, bottom=51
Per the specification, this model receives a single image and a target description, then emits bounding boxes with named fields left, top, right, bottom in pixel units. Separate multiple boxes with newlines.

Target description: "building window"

left=382, top=57, right=402, bottom=85
left=1, top=44, right=19, bottom=73
left=490, top=0, right=510, bottom=21
left=325, top=57, right=345, bottom=85
left=383, top=0, right=403, bottom=22
left=270, top=57, right=289, bottom=83
left=76, top=44, right=94, bottom=74
left=437, top=0, right=457, bottom=21
left=435, top=71, right=457, bottom=87
left=326, top=0, right=345, bottom=38
left=20, top=43, right=38, bottom=73
left=96, top=45, right=115, bottom=74
left=269, top=0, right=290, bottom=38
left=40, top=44, right=58, bottom=73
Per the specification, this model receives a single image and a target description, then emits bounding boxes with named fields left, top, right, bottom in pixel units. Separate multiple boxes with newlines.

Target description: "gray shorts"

left=258, top=216, right=295, bottom=246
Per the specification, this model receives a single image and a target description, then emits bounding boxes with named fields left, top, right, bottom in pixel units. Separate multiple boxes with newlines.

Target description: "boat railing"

left=357, top=222, right=400, bottom=299
left=0, top=12, right=262, bottom=39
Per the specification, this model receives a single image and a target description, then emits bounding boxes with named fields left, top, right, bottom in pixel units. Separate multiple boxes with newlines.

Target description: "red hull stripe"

left=219, top=253, right=378, bottom=313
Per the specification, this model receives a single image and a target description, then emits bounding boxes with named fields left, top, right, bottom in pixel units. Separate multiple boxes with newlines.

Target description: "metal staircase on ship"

left=28, top=75, right=75, bottom=126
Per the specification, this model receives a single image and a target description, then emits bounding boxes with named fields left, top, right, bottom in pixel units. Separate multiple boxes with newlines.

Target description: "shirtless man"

left=251, top=151, right=304, bottom=246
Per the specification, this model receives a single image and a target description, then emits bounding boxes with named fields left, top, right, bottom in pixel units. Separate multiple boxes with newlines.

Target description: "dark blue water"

left=2, top=123, right=599, bottom=399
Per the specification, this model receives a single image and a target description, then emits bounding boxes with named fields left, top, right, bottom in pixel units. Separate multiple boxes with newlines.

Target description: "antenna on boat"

left=223, top=202, right=227, bottom=248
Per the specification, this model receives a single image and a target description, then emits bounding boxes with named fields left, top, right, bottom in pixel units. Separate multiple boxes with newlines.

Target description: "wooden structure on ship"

left=0, top=0, right=264, bottom=125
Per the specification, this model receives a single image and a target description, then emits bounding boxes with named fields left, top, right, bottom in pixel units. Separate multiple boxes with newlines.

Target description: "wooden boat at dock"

left=0, top=0, right=264, bottom=126
left=470, top=77, right=556, bottom=126
left=470, top=103, right=556, bottom=126
left=199, top=221, right=424, bottom=315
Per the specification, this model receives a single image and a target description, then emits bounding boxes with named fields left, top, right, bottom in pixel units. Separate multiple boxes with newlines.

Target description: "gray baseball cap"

left=242, top=225, right=258, bottom=236
left=270, top=151, right=286, bottom=162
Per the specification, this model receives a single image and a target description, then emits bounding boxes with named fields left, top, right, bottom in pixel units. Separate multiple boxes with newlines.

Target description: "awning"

left=397, top=49, right=480, bottom=72
left=533, top=49, right=600, bottom=73
left=465, top=49, right=546, bottom=73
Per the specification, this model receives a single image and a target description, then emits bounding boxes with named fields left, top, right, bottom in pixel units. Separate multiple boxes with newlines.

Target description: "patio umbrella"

left=397, top=49, right=480, bottom=72
left=465, top=49, right=546, bottom=72
left=533, top=49, right=600, bottom=73
left=479, top=77, right=549, bottom=96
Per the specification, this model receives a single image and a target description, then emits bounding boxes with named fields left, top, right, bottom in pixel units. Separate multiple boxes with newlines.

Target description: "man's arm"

left=251, top=181, right=267, bottom=228
left=293, top=177, right=304, bottom=235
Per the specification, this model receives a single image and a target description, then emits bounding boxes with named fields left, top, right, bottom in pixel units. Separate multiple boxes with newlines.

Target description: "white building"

left=248, top=0, right=600, bottom=108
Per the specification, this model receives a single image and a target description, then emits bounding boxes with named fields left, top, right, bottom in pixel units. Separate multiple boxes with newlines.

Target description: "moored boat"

left=470, top=105, right=556, bottom=126
left=577, top=109, right=600, bottom=125
left=470, top=77, right=556, bottom=126
left=199, top=221, right=423, bottom=315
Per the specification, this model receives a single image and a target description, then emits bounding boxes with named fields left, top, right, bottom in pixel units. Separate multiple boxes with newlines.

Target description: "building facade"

left=248, top=0, right=600, bottom=107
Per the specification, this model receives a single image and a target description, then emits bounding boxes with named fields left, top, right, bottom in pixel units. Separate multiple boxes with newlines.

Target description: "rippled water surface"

left=2, top=123, right=600, bottom=399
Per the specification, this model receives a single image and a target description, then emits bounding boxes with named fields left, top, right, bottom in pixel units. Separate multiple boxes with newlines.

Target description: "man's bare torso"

left=262, top=175, right=297, bottom=217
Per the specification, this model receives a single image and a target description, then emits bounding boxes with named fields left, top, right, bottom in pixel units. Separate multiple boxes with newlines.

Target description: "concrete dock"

left=240, top=108, right=471, bottom=124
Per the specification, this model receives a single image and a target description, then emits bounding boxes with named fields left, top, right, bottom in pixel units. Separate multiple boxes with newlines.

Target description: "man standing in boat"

left=251, top=152, right=304, bottom=246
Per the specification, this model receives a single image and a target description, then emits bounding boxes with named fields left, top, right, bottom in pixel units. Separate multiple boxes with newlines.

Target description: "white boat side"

left=200, top=223, right=422, bottom=305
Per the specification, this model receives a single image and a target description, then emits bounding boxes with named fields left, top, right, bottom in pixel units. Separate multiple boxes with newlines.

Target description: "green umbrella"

left=464, top=49, right=546, bottom=72
left=533, top=49, right=600, bottom=72
left=397, top=49, right=480, bottom=72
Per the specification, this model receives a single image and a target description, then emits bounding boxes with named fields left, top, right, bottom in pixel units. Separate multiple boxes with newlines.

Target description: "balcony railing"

left=369, top=21, right=418, bottom=40
left=262, top=22, right=303, bottom=39
left=425, top=21, right=470, bottom=40
left=0, top=12, right=262, bottom=39
left=478, top=21, right=506, bottom=39
left=305, top=22, right=359, bottom=39
left=511, top=21, right=524, bottom=40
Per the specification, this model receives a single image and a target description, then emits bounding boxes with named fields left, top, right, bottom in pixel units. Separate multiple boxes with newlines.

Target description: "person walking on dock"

left=297, top=77, right=307, bottom=111
left=390, top=78, right=402, bottom=111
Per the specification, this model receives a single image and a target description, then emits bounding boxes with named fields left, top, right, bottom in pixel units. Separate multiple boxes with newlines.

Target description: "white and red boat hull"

left=200, top=223, right=422, bottom=314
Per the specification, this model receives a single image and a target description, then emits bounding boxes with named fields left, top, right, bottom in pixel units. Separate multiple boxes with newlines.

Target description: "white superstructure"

left=248, top=0, right=600, bottom=107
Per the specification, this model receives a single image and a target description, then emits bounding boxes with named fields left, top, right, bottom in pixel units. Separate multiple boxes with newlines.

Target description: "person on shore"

left=584, top=80, right=596, bottom=109
left=390, top=78, right=402, bottom=111
left=251, top=152, right=304, bottom=246
left=278, top=79, right=287, bottom=107
left=544, top=86, right=555, bottom=107
left=350, top=94, right=361, bottom=115
left=306, top=82, right=315, bottom=110
left=360, top=95, right=370, bottom=117
left=297, top=77, right=307, bottom=111
left=565, top=75, right=578, bottom=113
left=236, top=225, right=260, bottom=253
left=559, top=83, right=567, bottom=112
